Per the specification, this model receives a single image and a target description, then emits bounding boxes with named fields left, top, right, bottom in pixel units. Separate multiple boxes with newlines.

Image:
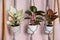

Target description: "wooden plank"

left=2, top=0, right=6, bottom=40
left=53, top=0, right=56, bottom=40
left=57, top=0, right=60, bottom=22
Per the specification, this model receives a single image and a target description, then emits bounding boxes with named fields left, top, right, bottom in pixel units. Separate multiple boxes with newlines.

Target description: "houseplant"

left=45, top=9, right=58, bottom=34
left=7, top=6, right=24, bottom=34
left=25, top=6, right=45, bottom=34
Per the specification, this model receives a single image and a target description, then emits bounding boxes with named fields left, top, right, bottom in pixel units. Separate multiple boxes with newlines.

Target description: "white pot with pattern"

left=45, top=26, right=53, bottom=34
left=27, top=25, right=38, bottom=34
left=10, top=26, right=20, bottom=35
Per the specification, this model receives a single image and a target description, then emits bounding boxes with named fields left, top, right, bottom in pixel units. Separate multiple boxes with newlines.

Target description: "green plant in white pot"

left=25, top=6, right=45, bottom=34
left=7, top=6, right=24, bottom=35
left=45, top=9, right=58, bottom=34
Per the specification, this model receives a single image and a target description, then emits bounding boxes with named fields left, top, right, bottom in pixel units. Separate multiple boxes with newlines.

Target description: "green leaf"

left=16, top=10, right=23, bottom=17
left=9, top=6, right=17, bottom=14
left=36, top=15, right=44, bottom=21
left=35, top=11, right=45, bottom=16
left=37, top=17, right=43, bottom=20
left=30, top=6, right=37, bottom=12
left=34, top=20, right=40, bottom=25
left=25, top=10, right=32, bottom=15
left=24, top=17, right=31, bottom=19
left=35, top=11, right=45, bottom=13
left=36, top=18, right=43, bottom=22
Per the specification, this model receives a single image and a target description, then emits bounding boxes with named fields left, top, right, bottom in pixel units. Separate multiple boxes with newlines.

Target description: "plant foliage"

left=7, top=6, right=24, bottom=27
left=45, top=9, right=58, bottom=26
left=25, top=6, right=45, bottom=25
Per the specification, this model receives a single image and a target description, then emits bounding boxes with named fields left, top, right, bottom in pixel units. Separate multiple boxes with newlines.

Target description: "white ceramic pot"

left=45, top=26, right=53, bottom=34
left=27, top=25, right=38, bottom=34
left=10, top=26, right=20, bottom=35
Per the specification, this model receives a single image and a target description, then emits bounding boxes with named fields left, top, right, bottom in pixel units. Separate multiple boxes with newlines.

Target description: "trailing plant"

left=45, top=9, right=58, bottom=27
left=25, top=6, right=45, bottom=25
left=7, top=6, right=24, bottom=27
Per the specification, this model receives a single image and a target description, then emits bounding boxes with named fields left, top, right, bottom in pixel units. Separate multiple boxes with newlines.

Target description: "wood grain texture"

left=2, top=0, right=6, bottom=40
left=57, top=0, right=60, bottom=22
left=53, top=0, right=56, bottom=40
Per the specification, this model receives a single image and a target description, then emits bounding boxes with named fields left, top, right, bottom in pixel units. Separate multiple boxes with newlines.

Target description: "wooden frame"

left=57, top=0, right=60, bottom=22
left=53, top=0, right=56, bottom=40
left=2, top=0, right=6, bottom=40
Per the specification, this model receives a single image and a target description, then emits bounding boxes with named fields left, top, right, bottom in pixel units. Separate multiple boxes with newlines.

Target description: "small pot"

left=10, top=26, right=20, bottom=35
left=45, top=26, right=53, bottom=34
left=27, top=24, right=38, bottom=34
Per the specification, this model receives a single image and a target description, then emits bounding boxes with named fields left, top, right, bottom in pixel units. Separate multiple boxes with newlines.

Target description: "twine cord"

left=30, top=0, right=35, bottom=6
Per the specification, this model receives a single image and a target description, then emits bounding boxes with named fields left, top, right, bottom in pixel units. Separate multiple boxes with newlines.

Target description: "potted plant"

left=45, top=9, right=58, bottom=34
left=7, top=6, right=24, bottom=34
left=25, top=6, right=45, bottom=34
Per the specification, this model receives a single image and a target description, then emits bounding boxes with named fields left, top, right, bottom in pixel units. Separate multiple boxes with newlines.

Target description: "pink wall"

left=0, top=0, right=60, bottom=40
left=0, top=0, right=2, bottom=40
left=54, top=18, right=60, bottom=40
left=6, top=0, right=53, bottom=40
left=54, top=0, right=60, bottom=40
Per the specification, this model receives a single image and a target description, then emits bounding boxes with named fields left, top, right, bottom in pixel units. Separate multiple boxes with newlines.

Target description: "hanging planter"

left=7, top=6, right=24, bottom=35
left=45, top=9, right=58, bottom=34
left=45, top=25, right=53, bottom=34
left=10, top=25, right=20, bottom=35
left=25, top=5, right=45, bottom=34
left=24, top=0, right=46, bottom=40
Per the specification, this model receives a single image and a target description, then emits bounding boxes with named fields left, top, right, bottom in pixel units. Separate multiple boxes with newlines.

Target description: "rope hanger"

left=10, top=0, right=16, bottom=8
left=30, top=0, right=35, bottom=6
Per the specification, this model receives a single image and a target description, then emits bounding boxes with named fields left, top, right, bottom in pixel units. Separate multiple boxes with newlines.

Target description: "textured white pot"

left=45, top=26, right=53, bottom=34
left=27, top=25, right=38, bottom=34
left=10, top=26, right=20, bottom=35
